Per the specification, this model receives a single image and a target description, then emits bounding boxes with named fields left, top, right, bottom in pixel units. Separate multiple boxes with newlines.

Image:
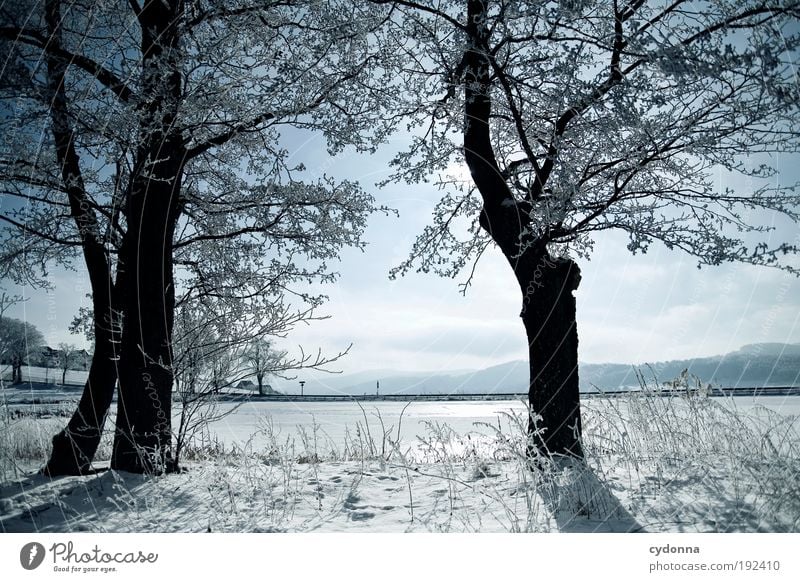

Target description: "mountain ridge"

left=274, top=342, right=800, bottom=395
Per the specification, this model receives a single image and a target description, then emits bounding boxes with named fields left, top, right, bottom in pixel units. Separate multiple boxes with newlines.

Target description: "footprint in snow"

left=344, top=493, right=362, bottom=509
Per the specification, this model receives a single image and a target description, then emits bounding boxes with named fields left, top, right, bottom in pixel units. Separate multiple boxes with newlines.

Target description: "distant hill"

left=275, top=343, right=800, bottom=395
left=602, top=343, right=800, bottom=390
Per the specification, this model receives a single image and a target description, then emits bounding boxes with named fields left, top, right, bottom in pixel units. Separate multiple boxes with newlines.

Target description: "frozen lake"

left=204, top=399, right=529, bottom=451
left=4, top=383, right=799, bottom=453
left=202, top=396, right=800, bottom=451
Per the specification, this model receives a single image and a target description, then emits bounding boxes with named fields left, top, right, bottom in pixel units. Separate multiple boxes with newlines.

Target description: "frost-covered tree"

left=374, top=0, right=800, bottom=457
left=170, top=299, right=252, bottom=468
left=245, top=338, right=287, bottom=396
left=1, top=0, right=393, bottom=473
left=0, top=316, right=44, bottom=384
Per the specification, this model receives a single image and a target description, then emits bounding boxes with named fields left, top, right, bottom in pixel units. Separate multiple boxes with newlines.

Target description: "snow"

left=1, top=393, right=799, bottom=533
left=2, top=366, right=89, bottom=387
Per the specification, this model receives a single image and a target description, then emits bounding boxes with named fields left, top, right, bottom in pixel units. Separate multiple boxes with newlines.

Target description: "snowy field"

left=0, top=365, right=89, bottom=387
left=1, top=392, right=799, bottom=533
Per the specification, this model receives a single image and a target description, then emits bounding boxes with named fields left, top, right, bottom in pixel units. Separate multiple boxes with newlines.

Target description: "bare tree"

left=55, top=342, right=77, bottom=385
left=171, top=301, right=249, bottom=468
left=171, top=291, right=348, bottom=466
left=374, top=0, right=800, bottom=458
left=1, top=0, right=393, bottom=473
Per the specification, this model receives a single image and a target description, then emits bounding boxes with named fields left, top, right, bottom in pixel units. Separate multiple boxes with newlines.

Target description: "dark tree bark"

left=464, top=0, right=583, bottom=458
left=11, top=356, right=21, bottom=384
left=257, top=373, right=264, bottom=396
left=518, top=251, right=583, bottom=458
left=112, top=188, right=179, bottom=473
left=41, top=0, right=121, bottom=476
left=43, top=307, right=120, bottom=475
left=110, top=0, right=186, bottom=474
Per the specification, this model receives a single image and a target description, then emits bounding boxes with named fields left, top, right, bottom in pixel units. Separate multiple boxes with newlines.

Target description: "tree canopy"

left=381, top=0, right=800, bottom=281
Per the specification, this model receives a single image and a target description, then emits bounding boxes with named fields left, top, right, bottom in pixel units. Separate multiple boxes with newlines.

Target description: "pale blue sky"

left=4, top=130, right=800, bottom=375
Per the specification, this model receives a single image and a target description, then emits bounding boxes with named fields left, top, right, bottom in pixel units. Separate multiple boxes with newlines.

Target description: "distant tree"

left=0, top=316, right=44, bottom=384
left=0, top=291, right=16, bottom=389
left=246, top=339, right=288, bottom=397
left=374, top=0, right=800, bottom=458
left=0, top=292, right=20, bottom=390
left=56, top=342, right=77, bottom=385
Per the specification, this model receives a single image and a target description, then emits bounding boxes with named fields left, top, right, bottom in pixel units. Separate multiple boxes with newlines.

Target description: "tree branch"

left=0, top=27, right=135, bottom=103
left=0, top=214, right=83, bottom=246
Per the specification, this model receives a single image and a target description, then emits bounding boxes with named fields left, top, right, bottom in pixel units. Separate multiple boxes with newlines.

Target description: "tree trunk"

left=112, top=207, right=177, bottom=474
left=109, top=0, right=184, bottom=474
left=111, top=159, right=182, bottom=473
left=257, top=373, right=264, bottom=396
left=463, top=0, right=584, bottom=460
left=478, top=209, right=585, bottom=459
left=11, top=358, right=20, bottom=384
left=516, top=251, right=583, bottom=458
left=111, top=182, right=180, bottom=473
left=41, top=0, right=122, bottom=476
left=43, top=308, right=119, bottom=475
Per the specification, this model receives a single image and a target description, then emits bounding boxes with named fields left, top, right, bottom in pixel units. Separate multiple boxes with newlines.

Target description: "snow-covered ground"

left=1, top=365, right=89, bottom=387
left=1, top=392, right=799, bottom=533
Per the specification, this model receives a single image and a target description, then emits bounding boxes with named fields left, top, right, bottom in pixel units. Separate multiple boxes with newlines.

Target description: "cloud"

left=577, top=256, right=800, bottom=364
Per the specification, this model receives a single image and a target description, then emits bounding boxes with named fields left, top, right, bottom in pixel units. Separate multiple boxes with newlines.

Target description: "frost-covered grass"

left=1, top=380, right=798, bottom=533
left=0, top=403, right=111, bottom=484
left=581, top=390, right=800, bottom=532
